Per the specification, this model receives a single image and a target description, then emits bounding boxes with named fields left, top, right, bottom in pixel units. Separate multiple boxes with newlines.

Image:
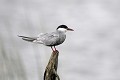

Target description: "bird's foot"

left=52, top=50, right=59, bottom=54
left=51, top=46, right=58, bottom=53
left=52, top=49, right=57, bottom=52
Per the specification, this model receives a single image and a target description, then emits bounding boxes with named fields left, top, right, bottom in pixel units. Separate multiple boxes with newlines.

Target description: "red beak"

left=67, top=28, right=74, bottom=31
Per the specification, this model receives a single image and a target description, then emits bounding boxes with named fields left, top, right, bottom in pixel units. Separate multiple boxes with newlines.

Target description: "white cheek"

left=58, top=28, right=67, bottom=32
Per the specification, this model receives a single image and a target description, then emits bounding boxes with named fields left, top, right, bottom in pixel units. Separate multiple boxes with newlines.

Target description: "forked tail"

left=18, top=35, right=37, bottom=42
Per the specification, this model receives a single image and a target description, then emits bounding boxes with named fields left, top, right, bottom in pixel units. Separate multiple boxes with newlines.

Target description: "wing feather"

left=36, top=32, right=59, bottom=46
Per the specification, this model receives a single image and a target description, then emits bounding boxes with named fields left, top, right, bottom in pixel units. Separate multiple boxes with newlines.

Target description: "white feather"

left=57, top=28, right=67, bottom=32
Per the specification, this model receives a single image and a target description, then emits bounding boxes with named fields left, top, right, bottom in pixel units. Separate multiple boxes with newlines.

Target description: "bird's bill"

left=67, top=28, right=74, bottom=31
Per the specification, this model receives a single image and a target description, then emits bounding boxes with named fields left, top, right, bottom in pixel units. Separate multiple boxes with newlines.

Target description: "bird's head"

left=56, top=25, right=74, bottom=32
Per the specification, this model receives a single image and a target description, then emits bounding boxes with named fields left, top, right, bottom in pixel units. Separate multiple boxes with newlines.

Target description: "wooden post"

left=44, top=50, right=60, bottom=80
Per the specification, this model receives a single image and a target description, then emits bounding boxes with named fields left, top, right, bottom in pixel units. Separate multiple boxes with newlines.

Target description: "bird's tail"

left=18, top=35, right=37, bottom=42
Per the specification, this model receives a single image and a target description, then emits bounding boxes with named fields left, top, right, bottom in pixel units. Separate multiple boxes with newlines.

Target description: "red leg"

left=51, top=46, right=54, bottom=52
left=54, top=46, right=57, bottom=51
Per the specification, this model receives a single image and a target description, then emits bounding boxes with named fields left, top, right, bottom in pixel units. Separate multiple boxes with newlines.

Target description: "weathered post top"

left=44, top=50, right=60, bottom=80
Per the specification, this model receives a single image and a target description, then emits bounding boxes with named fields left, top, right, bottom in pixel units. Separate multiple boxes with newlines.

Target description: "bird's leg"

left=51, top=46, right=55, bottom=52
left=54, top=46, right=57, bottom=51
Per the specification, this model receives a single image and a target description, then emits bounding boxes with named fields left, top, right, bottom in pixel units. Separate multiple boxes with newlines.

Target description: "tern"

left=18, top=25, right=74, bottom=52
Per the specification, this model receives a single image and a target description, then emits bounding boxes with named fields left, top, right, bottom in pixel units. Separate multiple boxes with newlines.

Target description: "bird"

left=18, top=25, right=74, bottom=52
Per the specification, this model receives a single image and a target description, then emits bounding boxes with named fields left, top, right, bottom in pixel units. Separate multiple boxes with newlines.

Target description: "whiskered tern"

left=18, top=25, right=74, bottom=51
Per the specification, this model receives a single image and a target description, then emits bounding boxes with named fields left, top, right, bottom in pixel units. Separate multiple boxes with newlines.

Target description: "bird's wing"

left=37, top=33, right=44, bottom=37
left=36, top=32, right=59, bottom=46
left=33, top=33, right=47, bottom=43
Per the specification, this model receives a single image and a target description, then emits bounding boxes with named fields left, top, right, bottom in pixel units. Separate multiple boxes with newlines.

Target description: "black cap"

left=56, top=25, right=68, bottom=30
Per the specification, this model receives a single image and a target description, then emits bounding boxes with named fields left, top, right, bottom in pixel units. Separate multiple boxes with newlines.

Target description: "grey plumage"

left=18, top=36, right=37, bottom=42
left=18, top=31, right=66, bottom=46
left=18, top=25, right=73, bottom=51
left=36, top=31, right=66, bottom=46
